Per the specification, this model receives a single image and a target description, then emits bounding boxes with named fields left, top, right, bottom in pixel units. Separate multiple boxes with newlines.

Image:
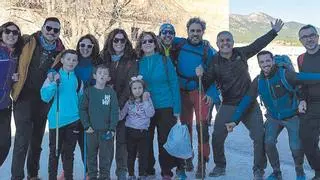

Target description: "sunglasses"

left=4, top=29, right=19, bottom=36
left=142, top=39, right=154, bottom=44
left=45, top=26, right=60, bottom=33
left=80, top=43, right=94, bottom=49
left=161, top=30, right=174, bottom=35
left=113, top=38, right=126, bottom=44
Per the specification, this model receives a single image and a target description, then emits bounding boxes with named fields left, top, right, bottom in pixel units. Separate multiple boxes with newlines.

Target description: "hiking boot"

left=296, top=170, right=306, bottom=180
left=138, top=176, right=147, bottom=180
left=146, top=174, right=156, bottom=180
left=195, top=163, right=206, bottom=179
left=27, top=176, right=41, bottom=180
left=296, top=174, right=306, bottom=180
left=208, top=166, right=225, bottom=177
left=175, top=169, right=187, bottom=180
left=253, top=169, right=265, bottom=180
left=312, top=176, right=320, bottom=180
left=185, top=158, right=193, bottom=172
left=162, top=175, right=171, bottom=180
left=127, top=176, right=137, bottom=180
left=118, top=173, right=127, bottom=180
left=266, top=171, right=282, bottom=180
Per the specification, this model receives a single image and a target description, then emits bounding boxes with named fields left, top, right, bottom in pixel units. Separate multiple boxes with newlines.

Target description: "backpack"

left=171, top=39, right=210, bottom=66
left=171, top=39, right=210, bottom=83
left=297, top=53, right=306, bottom=71
left=274, top=55, right=295, bottom=72
left=258, top=55, right=297, bottom=107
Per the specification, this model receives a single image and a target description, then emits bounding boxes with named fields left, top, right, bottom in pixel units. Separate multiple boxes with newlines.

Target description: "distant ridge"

left=230, top=12, right=320, bottom=46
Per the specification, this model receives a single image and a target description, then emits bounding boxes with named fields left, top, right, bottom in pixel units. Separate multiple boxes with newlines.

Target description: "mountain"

left=230, top=12, right=319, bottom=46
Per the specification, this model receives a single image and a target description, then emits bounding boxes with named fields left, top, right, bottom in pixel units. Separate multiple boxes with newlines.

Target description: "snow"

left=0, top=110, right=314, bottom=180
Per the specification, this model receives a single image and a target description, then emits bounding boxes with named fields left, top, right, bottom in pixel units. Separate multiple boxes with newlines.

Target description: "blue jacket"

left=139, top=53, right=181, bottom=114
left=231, top=66, right=320, bottom=123
left=41, top=68, right=81, bottom=129
left=173, top=37, right=220, bottom=103
left=0, top=46, right=18, bottom=109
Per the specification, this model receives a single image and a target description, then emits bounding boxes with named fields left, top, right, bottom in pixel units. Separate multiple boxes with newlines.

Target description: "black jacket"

left=99, top=52, right=138, bottom=108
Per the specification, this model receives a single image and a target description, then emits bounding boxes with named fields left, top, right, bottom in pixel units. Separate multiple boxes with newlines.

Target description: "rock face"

left=173, top=0, right=229, bottom=43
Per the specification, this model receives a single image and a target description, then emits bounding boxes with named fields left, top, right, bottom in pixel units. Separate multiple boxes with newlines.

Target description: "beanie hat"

left=159, top=23, right=175, bottom=35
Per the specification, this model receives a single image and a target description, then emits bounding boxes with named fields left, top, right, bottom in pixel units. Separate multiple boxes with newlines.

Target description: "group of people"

left=0, top=14, right=319, bottom=180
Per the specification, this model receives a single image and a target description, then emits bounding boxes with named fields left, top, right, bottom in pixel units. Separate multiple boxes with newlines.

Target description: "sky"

left=230, top=0, right=320, bottom=28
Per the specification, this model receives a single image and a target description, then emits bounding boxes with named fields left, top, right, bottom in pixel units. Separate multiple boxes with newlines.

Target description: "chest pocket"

left=215, top=55, right=248, bottom=89
left=268, top=80, right=288, bottom=99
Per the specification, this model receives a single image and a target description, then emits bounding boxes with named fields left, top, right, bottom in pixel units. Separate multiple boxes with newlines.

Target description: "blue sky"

left=230, top=0, right=320, bottom=27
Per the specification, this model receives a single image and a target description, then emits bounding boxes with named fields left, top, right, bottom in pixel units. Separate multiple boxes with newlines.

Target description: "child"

left=40, top=49, right=81, bottom=180
left=80, top=64, right=119, bottom=180
left=120, top=75, right=155, bottom=180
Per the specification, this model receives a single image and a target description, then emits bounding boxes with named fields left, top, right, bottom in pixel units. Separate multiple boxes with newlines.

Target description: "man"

left=170, top=17, right=220, bottom=179
left=11, top=17, right=65, bottom=180
left=297, top=24, right=320, bottom=180
left=197, top=19, right=284, bottom=179
left=225, top=50, right=318, bottom=180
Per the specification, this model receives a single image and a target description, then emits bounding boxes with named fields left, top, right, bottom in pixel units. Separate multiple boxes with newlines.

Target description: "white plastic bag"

left=164, top=121, right=192, bottom=159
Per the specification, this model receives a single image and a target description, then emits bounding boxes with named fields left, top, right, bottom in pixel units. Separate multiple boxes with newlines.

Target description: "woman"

left=75, top=34, right=100, bottom=87
left=75, top=34, right=100, bottom=177
left=136, top=31, right=181, bottom=180
left=99, top=28, right=138, bottom=180
left=0, top=22, right=23, bottom=166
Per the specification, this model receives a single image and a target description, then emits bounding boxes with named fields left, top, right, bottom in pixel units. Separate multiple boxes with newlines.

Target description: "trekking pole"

left=56, top=80, right=60, bottom=157
left=83, top=133, right=87, bottom=180
left=198, top=76, right=204, bottom=180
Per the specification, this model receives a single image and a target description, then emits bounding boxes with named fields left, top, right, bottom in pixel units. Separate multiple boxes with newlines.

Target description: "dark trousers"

left=299, top=102, right=320, bottom=176
left=76, top=121, right=85, bottom=168
left=0, top=107, right=11, bottom=166
left=115, top=120, right=128, bottom=177
left=126, top=127, right=149, bottom=177
left=60, top=121, right=86, bottom=172
left=86, top=131, right=114, bottom=180
left=48, top=121, right=79, bottom=180
left=212, top=103, right=267, bottom=172
left=265, top=115, right=304, bottom=174
left=146, top=108, right=182, bottom=177
left=11, top=95, right=49, bottom=180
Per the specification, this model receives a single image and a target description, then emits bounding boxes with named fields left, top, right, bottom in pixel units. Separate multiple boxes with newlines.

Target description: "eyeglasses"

left=4, top=29, right=19, bottom=36
left=142, top=39, right=154, bottom=44
left=45, top=26, right=60, bottom=33
left=300, top=33, right=318, bottom=40
left=80, top=43, right=94, bottom=49
left=161, top=30, right=174, bottom=35
left=189, top=29, right=203, bottom=33
left=113, top=38, right=126, bottom=44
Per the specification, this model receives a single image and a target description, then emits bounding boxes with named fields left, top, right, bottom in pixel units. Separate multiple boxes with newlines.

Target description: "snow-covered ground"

left=0, top=45, right=314, bottom=179
left=0, top=111, right=314, bottom=180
